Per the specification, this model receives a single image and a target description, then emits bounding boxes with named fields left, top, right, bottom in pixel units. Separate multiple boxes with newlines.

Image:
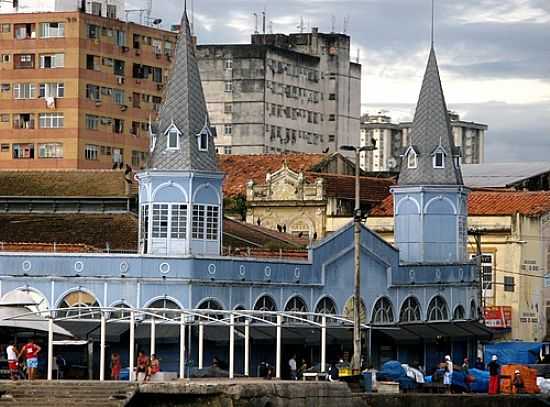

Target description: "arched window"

left=145, top=297, right=181, bottom=320
left=453, top=305, right=465, bottom=320
left=372, top=297, right=394, bottom=324
left=342, top=296, right=367, bottom=324
left=1, top=288, right=49, bottom=315
left=314, top=297, right=337, bottom=323
left=109, top=303, right=131, bottom=320
left=198, top=298, right=224, bottom=320
left=58, top=290, right=100, bottom=319
left=427, top=296, right=449, bottom=321
left=399, top=297, right=421, bottom=322
left=408, top=151, right=417, bottom=169
left=285, top=296, right=308, bottom=323
left=254, top=295, right=277, bottom=323
left=470, top=300, right=478, bottom=320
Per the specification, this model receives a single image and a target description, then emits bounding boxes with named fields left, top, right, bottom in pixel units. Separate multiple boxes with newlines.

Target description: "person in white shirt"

left=443, top=355, right=453, bottom=392
left=6, top=342, right=19, bottom=380
left=289, top=355, right=297, bottom=380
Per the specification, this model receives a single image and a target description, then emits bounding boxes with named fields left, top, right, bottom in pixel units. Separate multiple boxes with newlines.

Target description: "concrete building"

left=0, top=7, right=177, bottom=169
left=196, top=29, right=361, bottom=155
left=0, top=13, right=486, bottom=377
left=360, top=112, right=487, bottom=172
left=0, top=0, right=125, bottom=19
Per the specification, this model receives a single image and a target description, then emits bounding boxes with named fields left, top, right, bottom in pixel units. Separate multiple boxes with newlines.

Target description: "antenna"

left=253, top=12, right=259, bottom=34
left=331, top=15, right=336, bottom=33
left=343, top=15, right=349, bottom=34
left=297, top=16, right=305, bottom=33
left=268, top=21, right=273, bottom=34
left=431, top=0, right=435, bottom=47
left=262, top=10, right=266, bottom=34
left=146, top=0, right=152, bottom=25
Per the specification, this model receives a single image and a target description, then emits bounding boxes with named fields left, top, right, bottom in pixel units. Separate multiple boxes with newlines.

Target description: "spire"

left=398, top=47, right=463, bottom=186
left=148, top=10, right=219, bottom=173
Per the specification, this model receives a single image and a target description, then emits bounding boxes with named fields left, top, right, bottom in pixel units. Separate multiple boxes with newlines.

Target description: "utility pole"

left=340, top=143, right=376, bottom=373
left=469, top=229, right=484, bottom=322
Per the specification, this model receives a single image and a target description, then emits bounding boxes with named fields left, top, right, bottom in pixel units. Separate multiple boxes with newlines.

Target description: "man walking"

left=443, top=355, right=453, bottom=393
left=19, top=338, right=41, bottom=380
left=6, top=341, right=19, bottom=380
left=488, top=355, right=500, bottom=395
left=289, top=354, right=297, bottom=380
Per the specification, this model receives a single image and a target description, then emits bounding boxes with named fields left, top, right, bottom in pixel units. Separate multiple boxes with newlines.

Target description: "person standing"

left=55, top=354, right=66, bottom=380
left=512, top=370, right=525, bottom=394
left=474, top=357, right=485, bottom=371
left=111, top=352, right=121, bottom=380
left=19, top=338, right=41, bottom=380
left=443, top=355, right=453, bottom=392
left=6, top=341, right=19, bottom=381
left=488, top=355, right=500, bottom=395
left=288, top=354, right=297, bottom=380
left=136, top=351, right=149, bottom=381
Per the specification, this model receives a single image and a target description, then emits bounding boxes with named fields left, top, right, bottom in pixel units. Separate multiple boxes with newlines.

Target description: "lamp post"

left=340, top=143, right=376, bottom=373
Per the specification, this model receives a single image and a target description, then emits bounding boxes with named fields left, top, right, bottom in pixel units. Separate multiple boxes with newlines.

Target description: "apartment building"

left=360, top=112, right=487, bottom=172
left=196, top=29, right=361, bottom=155
left=0, top=7, right=177, bottom=169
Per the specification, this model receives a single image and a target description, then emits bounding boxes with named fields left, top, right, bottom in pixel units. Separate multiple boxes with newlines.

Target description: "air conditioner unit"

left=122, top=46, right=129, bottom=53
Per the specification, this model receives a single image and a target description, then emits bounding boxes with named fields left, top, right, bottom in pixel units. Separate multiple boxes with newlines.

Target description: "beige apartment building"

left=196, top=30, right=362, bottom=155
left=0, top=8, right=177, bottom=169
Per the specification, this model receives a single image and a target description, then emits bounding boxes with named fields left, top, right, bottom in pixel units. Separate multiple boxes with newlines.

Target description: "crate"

left=377, top=381, right=400, bottom=394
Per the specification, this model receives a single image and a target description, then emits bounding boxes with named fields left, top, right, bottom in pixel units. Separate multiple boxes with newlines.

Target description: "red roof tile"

left=312, top=173, right=393, bottom=203
left=219, top=153, right=327, bottom=198
left=370, top=190, right=550, bottom=217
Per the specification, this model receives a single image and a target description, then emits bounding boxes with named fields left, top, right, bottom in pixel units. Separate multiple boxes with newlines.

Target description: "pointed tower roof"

left=149, top=11, right=219, bottom=173
left=398, top=47, right=463, bottom=186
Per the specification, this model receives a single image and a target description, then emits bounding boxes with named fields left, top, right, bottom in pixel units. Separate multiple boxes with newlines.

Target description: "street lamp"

left=340, top=142, right=376, bottom=373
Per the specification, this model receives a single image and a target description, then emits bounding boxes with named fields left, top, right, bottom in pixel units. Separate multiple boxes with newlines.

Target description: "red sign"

left=484, top=306, right=512, bottom=329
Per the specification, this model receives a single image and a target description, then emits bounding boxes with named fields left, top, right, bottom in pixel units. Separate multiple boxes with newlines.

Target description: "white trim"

left=195, top=297, right=226, bottom=311
left=143, top=295, right=184, bottom=310
left=423, top=195, right=458, bottom=215
left=192, top=182, right=221, bottom=204
left=433, top=151, right=445, bottom=169
left=395, top=195, right=421, bottom=215
left=152, top=181, right=189, bottom=202
left=54, top=286, right=102, bottom=309
left=164, top=122, right=182, bottom=151
left=283, top=294, right=309, bottom=313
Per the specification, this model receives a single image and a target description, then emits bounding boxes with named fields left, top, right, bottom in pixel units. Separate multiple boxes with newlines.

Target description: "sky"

left=129, top=0, right=550, bottom=162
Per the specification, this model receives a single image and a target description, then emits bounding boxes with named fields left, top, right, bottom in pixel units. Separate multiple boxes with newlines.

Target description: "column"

left=100, top=313, right=106, bottom=381
left=321, top=316, right=327, bottom=373
left=129, top=311, right=135, bottom=382
left=99, top=312, right=106, bottom=382
left=150, top=317, right=156, bottom=355
left=276, top=314, right=282, bottom=379
left=244, top=319, right=250, bottom=377
left=229, top=313, right=235, bottom=379
left=179, top=314, right=186, bottom=379
left=47, top=317, right=53, bottom=381
left=198, top=321, right=204, bottom=369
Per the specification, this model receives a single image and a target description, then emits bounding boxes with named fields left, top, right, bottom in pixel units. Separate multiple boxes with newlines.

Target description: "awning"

left=375, top=321, right=493, bottom=342
left=0, top=306, right=73, bottom=337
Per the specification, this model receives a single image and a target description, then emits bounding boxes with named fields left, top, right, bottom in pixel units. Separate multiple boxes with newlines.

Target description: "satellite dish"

left=387, top=158, right=397, bottom=169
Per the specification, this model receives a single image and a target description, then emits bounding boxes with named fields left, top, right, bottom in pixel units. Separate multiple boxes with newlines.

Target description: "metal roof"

left=462, top=162, right=550, bottom=188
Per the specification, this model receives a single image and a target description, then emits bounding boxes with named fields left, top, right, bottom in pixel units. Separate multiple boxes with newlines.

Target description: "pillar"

left=150, top=317, right=156, bottom=356
left=129, top=311, right=135, bottom=382
left=244, top=319, right=250, bottom=377
left=198, top=321, right=204, bottom=369
left=276, top=314, right=282, bottom=379
left=179, top=314, right=186, bottom=379
left=47, top=317, right=53, bottom=381
left=321, top=316, right=327, bottom=373
left=100, top=313, right=106, bottom=381
left=229, top=314, right=235, bottom=379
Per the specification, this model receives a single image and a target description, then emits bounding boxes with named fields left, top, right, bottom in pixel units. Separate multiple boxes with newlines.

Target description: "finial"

left=431, top=0, right=435, bottom=48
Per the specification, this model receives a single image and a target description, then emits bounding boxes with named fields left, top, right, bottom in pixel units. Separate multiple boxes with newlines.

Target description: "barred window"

left=152, top=204, right=169, bottom=238
left=192, top=205, right=205, bottom=239
left=171, top=204, right=187, bottom=239
left=206, top=205, right=219, bottom=240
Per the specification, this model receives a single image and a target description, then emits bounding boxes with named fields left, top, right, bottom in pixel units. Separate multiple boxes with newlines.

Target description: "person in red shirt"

left=18, top=338, right=41, bottom=380
left=111, top=352, right=121, bottom=380
left=145, top=354, right=160, bottom=382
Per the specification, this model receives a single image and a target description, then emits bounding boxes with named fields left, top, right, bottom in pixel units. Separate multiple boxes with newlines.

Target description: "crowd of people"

left=5, top=339, right=42, bottom=380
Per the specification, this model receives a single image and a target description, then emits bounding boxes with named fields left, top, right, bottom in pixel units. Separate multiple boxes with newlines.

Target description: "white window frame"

left=38, top=143, right=63, bottom=158
left=167, top=129, right=179, bottom=150
left=86, top=114, right=99, bottom=130
left=433, top=151, right=445, bottom=168
left=13, top=83, right=35, bottom=99
left=40, top=53, right=64, bottom=69
left=198, top=132, right=208, bottom=151
left=39, top=112, right=64, bottom=128
left=152, top=204, right=169, bottom=238
left=39, top=82, right=64, bottom=98
left=407, top=151, right=417, bottom=169
left=224, top=81, right=233, bottom=93
left=224, top=124, right=232, bottom=136
left=224, top=58, right=233, bottom=70
left=191, top=204, right=219, bottom=241
left=40, top=22, right=65, bottom=38
left=170, top=204, right=188, bottom=239
left=84, top=144, right=98, bottom=160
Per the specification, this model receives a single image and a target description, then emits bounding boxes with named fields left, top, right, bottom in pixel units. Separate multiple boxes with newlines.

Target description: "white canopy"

left=0, top=305, right=73, bottom=337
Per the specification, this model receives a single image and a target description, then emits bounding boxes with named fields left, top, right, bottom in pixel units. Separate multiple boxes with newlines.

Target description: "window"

left=14, top=54, right=34, bottom=69
left=38, top=143, right=63, bottom=158
left=112, top=148, right=123, bottom=164
left=453, top=305, right=466, bottom=320
left=1, top=24, right=10, bottom=33
left=14, top=23, right=35, bottom=39
left=427, top=296, right=449, bottom=321
left=86, top=54, right=99, bottom=70
left=115, top=30, right=127, bottom=47
left=407, top=151, right=417, bottom=168
left=40, top=53, right=64, bottom=69
left=399, top=297, right=421, bottom=322
left=206, top=206, right=219, bottom=240
left=254, top=295, right=277, bottom=322
left=39, top=113, right=63, bottom=128
left=13, top=83, right=35, bottom=99
left=0, top=115, right=8, bottom=123
left=479, top=254, right=494, bottom=290
left=224, top=81, right=233, bottom=92
left=57, top=290, right=100, bottom=319
left=132, top=150, right=141, bottom=167
left=152, top=67, right=163, bottom=83
left=152, top=204, right=169, bottom=238
left=504, top=276, right=515, bottom=292
left=224, top=124, right=232, bottom=136
left=171, top=204, right=188, bottom=239
left=198, top=132, right=208, bottom=151
left=433, top=151, right=445, bottom=168
left=112, top=89, right=125, bottom=105
left=328, top=114, right=336, bottom=121
left=224, top=103, right=232, bottom=113
left=12, top=144, right=34, bottom=159
left=328, top=93, right=336, bottom=100
left=86, top=115, right=99, bottom=130
left=1, top=54, right=10, bottom=64
left=192, top=205, right=205, bottom=239
left=285, top=296, right=308, bottom=314
left=372, top=297, right=394, bottom=324
left=13, top=113, right=34, bottom=129
left=223, top=146, right=232, bottom=155
left=39, top=22, right=64, bottom=38
left=314, top=297, right=337, bottom=323
left=167, top=129, right=179, bottom=149
left=114, top=59, right=125, bottom=76
left=85, top=144, right=98, bottom=160
left=90, top=2, right=102, bottom=16
left=1, top=144, right=9, bottom=152
left=113, top=119, right=124, bottom=134
left=224, top=58, right=233, bottom=70
left=106, top=4, right=117, bottom=19
left=39, top=83, right=64, bottom=98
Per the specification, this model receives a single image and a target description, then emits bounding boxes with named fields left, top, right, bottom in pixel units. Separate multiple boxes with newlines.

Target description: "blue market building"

left=0, top=11, right=489, bottom=378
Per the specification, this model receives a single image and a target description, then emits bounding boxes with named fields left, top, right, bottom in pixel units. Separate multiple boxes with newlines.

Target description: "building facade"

left=0, top=9, right=176, bottom=169
left=196, top=29, right=361, bottom=155
left=361, top=112, right=487, bottom=172
left=0, top=0, right=125, bottom=19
